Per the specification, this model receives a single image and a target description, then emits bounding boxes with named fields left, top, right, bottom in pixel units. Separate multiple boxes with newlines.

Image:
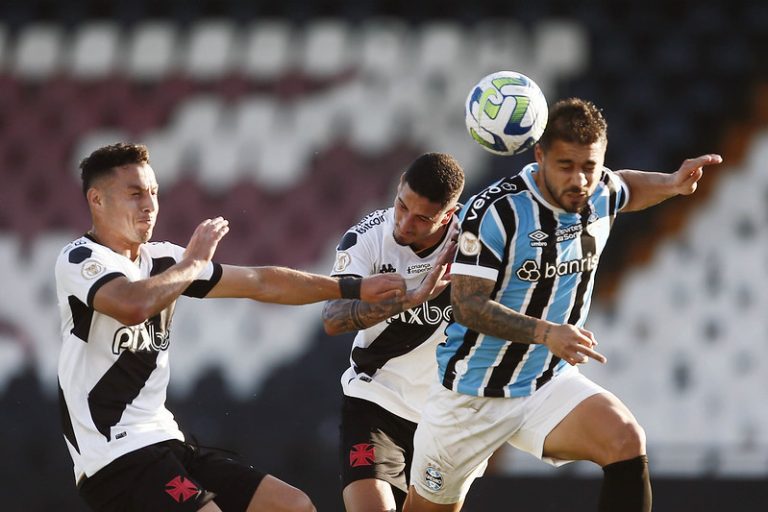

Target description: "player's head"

left=393, top=152, right=464, bottom=250
left=80, top=143, right=159, bottom=246
left=534, top=98, right=607, bottom=213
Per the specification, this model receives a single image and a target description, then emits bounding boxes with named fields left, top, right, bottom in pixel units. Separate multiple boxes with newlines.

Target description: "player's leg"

left=509, top=368, right=648, bottom=512
left=339, top=395, right=417, bottom=512
left=542, top=391, right=649, bottom=512
left=244, top=475, right=316, bottom=512
left=78, top=440, right=218, bottom=512
left=406, top=383, right=515, bottom=512
left=344, top=478, right=399, bottom=512
left=183, top=440, right=315, bottom=512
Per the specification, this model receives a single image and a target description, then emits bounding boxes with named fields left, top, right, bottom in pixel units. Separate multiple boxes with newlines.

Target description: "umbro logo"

left=529, top=230, right=548, bottom=247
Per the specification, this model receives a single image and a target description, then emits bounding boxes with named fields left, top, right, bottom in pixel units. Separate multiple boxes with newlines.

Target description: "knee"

left=605, top=421, right=646, bottom=463
left=286, top=490, right=316, bottom=512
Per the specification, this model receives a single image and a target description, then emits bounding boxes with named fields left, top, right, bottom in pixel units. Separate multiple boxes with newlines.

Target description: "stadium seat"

left=12, top=23, right=64, bottom=79
left=127, top=22, right=179, bottom=79
left=69, top=23, right=120, bottom=79
left=299, top=19, right=351, bottom=79
left=356, top=19, right=407, bottom=78
left=241, top=20, right=294, bottom=80
left=183, top=21, right=237, bottom=79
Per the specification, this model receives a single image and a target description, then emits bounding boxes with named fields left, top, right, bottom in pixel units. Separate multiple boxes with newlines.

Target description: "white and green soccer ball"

left=465, top=70, right=548, bottom=155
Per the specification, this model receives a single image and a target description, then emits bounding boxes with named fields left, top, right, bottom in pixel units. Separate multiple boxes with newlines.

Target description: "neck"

left=88, top=226, right=141, bottom=261
left=411, top=224, right=448, bottom=253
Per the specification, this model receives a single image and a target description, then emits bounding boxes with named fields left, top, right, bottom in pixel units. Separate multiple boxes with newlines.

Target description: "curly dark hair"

left=402, top=152, right=465, bottom=207
left=79, top=143, right=150, bottom=196
left=538, top=98, right=608, bottom=151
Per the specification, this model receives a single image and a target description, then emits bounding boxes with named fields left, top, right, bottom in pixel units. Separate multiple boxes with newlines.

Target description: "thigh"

left=339, top=395, right=417, bottom=495
left=184, top=442, right=266, bottom=512
left=508, top=368, right=607, bottom=466
left=79, top=441, right=213, bottom=512
left=542, top=390, right=645, bottom=466
left=409, top=383, right=515, bottom=506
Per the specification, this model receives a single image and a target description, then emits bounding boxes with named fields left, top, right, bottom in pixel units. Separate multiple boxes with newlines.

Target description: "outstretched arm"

left=92, top=217, right=229, bottom=325
left=207, top=265, right=405, bottom=304
left=451, top=274, right=606, bottom=366
left=617, top=154, right=722, bottom=212
left=322, top=238, right=456, bottom=335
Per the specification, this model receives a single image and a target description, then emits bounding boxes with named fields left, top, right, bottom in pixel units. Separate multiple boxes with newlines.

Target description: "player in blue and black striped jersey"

left=405, top=98, right=723, bottom=512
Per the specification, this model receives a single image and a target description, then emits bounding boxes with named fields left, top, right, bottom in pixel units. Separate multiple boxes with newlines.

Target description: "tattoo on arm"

left=322, top=296, right=407, bottom=334
left=451, top=275, right=539, bottom=344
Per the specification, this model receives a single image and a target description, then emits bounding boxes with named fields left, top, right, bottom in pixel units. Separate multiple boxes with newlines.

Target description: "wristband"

left=339, top=276, right=362, bottom=300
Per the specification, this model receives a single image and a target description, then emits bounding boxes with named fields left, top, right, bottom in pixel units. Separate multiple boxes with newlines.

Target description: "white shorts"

left=410, top=366, right=607, bottom=504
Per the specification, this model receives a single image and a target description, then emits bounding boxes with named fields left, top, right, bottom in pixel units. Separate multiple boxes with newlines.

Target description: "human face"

left=393, top=180, right=455, bottom=252
left=534, top=139, right=605, bottom=213
left=89, top=163, right=159, bottom=253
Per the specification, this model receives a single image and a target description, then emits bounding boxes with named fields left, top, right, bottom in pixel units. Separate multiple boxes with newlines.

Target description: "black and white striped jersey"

left=55, top=234, right=222, bottom=483
left=331, top=208, right=456, bottom=422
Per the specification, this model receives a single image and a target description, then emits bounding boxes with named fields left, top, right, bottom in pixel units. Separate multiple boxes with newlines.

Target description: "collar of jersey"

left=520, top=163, right=586, bottom=218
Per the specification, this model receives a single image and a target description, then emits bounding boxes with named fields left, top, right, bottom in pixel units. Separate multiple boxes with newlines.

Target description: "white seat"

left=127, top=22, right=178, bottom=79
left=356, top=19, right=407, bottom=78
left=470, top=20, right=531, bottom=77
left=71, top=130, right=129, bottom=179
left=533, top=20, right=588, bottom=78
left=13, top=24, right=64, bottom=79
left=69, top=22, right=120, bottom=78
left=414, top=22, right=464, bottom=77
left=140, top=131, right=184, bottom=188
left=169, top=95, right=225, bottom=146
left=184, top=21, right=237, bottom=79
left=198, top=132, right=242, bottom=193
left=241, top=20, right=293, bottom=80
left=300, top=19, right=350, bottom=79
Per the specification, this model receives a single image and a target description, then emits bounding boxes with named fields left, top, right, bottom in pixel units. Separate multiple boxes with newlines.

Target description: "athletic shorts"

left=339, top=395, right=418, bottom=496
left=78, top=439, right=266, bottom=512
left=410, top=366, right=606, bottom=504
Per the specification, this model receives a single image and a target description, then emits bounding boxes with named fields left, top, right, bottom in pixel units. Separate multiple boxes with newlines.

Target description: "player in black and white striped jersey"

left=323, top=153, right=464, bottom=512
left=56, top=143, right=406, bottom=512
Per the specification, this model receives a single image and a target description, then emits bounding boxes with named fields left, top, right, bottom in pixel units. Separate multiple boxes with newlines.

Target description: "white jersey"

left=55, top=235, right=222, bottom=483
left=331, top=208, right=455, bottom=422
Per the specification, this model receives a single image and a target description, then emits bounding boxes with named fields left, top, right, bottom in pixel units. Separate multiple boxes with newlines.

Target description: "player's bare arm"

left=617, top=153, right=723, bottom=212
left=322, top=238, right=456, bottom=335
left=92, top=217, right=230, bottom=325
left=451, top=274, right=606, bottom=365
left=208, top=265, right=405, bottom=304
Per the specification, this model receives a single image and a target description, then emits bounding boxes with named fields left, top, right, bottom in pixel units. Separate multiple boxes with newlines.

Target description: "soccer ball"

left=465, top=71, right=548, bottom=156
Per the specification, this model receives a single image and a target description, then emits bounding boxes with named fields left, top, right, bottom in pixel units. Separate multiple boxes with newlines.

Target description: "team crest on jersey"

left=81, top=259, right=105, bottom=279
left=458, top=231, right=480, bottom=256
left=424, top=466, right=444, bottom=491
left=334, top=251, right=351, bottom=272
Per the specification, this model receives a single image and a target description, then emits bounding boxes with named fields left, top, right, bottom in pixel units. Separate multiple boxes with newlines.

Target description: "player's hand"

left=360, top=274, right=406, bottom=302
left=183, top=217, right=230, bottom=264
left=672, top=154, right=723, bottom=196
left=415, top=237, right=458, bottom=303
left=542, top=323, right=606, bottom=365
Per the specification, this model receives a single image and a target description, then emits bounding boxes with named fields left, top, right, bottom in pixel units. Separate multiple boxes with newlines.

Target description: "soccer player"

left=403, top=99, right=723, bottom=512
left=322, top=153, right=465, bottom=512
left=55, top=143, right=406, bottom=512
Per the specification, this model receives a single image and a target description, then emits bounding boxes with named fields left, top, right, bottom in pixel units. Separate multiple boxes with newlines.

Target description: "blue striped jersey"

left=437, top=163, right=629, bottom=398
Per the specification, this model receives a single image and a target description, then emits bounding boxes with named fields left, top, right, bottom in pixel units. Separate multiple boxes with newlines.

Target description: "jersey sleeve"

left=452, top=197, right=511, bottom=283
left=55, top=243, right=125, bottom=308
left=330, top=228, right=377, bottom=278
left=604, top=168, right=630, bottom=212
left=159, top=243, right=223, bottom=298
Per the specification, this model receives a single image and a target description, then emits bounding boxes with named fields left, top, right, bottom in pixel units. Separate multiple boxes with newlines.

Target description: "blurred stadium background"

left=1, top=0, right=767, bottom=510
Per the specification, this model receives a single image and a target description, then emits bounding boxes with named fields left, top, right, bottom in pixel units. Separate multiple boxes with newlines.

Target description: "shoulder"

left=350, top=208, right=390, bottom=235
left=461, top=175, right=527, bottom=224
left=141, top=240, right=183, bottom=259
left=57, top=237, right=111, bottom=266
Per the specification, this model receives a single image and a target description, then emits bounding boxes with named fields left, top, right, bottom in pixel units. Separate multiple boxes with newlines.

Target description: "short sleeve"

left=55, top=243, right=125, bottom=308
left=330, top=229, right=377, bottom=278
left=148, top=242, right=222, bottom=298
left=452, top=196, right=514, bottom=283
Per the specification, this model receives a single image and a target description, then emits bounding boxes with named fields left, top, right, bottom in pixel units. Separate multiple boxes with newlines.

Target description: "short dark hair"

left=538, top=98, right=607, bottom=151
left=402, top=152, right=465, bottom=207
left=79, top=143, right=150, bottom=196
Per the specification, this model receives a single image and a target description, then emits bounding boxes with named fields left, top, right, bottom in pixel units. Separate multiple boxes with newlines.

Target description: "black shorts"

left=79, top=439, right=265, bottom=512
left=339, top=395, right=418, bottom=495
